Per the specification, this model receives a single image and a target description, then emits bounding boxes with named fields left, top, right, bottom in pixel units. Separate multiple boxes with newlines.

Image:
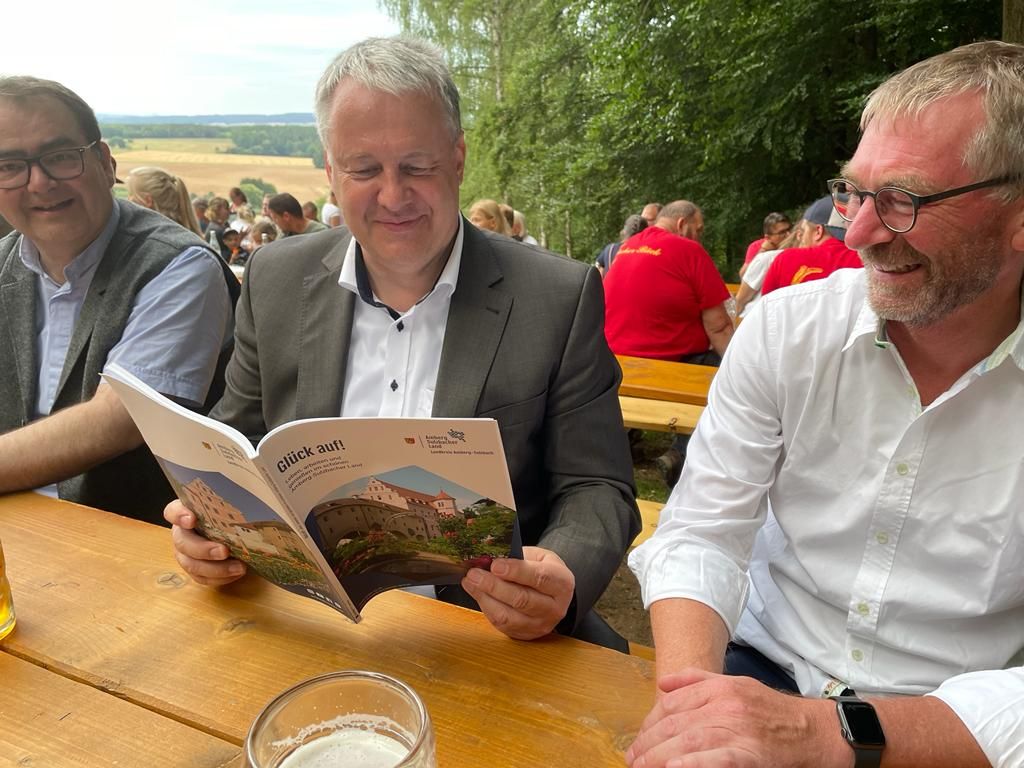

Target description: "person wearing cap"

left=759, top=195, right=861, bottom=296
left=628, top=40, right=1024, bottom=768
left=0, top=76, right=239, bottom=525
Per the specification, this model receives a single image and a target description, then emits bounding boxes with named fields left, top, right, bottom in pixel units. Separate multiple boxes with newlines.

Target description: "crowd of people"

left=1, top=32, right=1023, bottom=768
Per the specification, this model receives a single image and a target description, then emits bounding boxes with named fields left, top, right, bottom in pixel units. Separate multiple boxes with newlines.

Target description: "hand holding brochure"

left=102, top=364, right=521, bottom=622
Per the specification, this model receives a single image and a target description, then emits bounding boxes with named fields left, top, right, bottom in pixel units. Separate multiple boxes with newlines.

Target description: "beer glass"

left=0, top=538, right=15, bottom=640
left=246, top=671, right=436, bottom=768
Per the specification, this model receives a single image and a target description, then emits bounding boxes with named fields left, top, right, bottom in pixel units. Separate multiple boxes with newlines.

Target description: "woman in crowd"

left=205, top=197, right=232, bottom=261
left=125, top=166, right=203, bottom=236
left=467, top=199, right=511, bottom=236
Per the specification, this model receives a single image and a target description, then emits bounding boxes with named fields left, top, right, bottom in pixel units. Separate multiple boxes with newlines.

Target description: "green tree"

left=382, top=0, right=1000, bottom=275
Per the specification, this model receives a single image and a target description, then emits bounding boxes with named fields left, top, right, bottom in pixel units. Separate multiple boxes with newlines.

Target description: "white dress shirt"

left=337, top=218, right=463, bottom=419
left=630, top=268, right=1024, bottom=767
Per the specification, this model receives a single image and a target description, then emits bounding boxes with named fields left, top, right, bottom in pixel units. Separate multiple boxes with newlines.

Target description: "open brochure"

left=102, top=364, right=521, bottom=622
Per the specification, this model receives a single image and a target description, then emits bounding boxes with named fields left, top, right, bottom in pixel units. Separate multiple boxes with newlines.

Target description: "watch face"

left=841, top=700, right=886, bottom=745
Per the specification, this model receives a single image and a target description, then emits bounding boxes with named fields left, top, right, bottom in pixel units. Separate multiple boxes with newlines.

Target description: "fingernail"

left=228, top=562, right=245, bottom=576
left=210, top=545, right=228, bottom=559
left=491, top=558, right=508, bottom=575
left=465, top=568, right=484, bottom=585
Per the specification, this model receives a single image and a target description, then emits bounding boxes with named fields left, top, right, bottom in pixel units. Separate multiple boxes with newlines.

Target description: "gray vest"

left=0, top=199, right=239, bottom=524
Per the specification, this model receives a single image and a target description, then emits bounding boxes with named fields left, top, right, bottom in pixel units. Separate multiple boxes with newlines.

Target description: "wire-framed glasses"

left=0, top=141, right=100, bottom=190
left=827, top=176, right=1014, bottom=234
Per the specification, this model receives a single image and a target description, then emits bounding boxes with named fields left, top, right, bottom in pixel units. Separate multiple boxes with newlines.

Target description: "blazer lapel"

left=433, top=225, right=512, bottom=417
left=296, top=234, right=355, bottom=420
left=0, top=250, right=39, bottom=422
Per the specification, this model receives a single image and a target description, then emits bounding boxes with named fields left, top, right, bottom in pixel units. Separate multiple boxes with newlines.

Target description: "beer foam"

left=273, top=714, right=413, bottom=768
left=277, top=727, right=409, bottom=768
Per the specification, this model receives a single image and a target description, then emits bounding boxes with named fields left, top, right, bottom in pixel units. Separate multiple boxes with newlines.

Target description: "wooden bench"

left=632, top=498, right=664, bottom=550
left=620, top=396, right=703, bottom=434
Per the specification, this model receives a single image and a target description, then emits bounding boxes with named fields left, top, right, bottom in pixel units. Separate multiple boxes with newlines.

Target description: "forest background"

left=99, top=0, right=1015, bottom=278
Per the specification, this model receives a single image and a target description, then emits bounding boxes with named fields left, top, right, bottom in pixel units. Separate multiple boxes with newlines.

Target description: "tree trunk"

left=1006, top=0, right=1024, bottom=43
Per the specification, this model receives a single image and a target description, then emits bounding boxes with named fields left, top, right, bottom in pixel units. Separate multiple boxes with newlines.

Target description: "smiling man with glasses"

left=0, top=76, right=238, bottom=524
left=628, top=41, right=1024, bottom=768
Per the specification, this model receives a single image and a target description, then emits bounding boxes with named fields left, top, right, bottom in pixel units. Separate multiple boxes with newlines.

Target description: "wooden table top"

left=616, top=354, right=717, bottom=406
left=0, top=492, right=655, bottom=767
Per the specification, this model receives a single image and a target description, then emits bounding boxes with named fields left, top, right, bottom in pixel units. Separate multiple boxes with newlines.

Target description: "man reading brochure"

left=165, top=35, right=640, bottom=650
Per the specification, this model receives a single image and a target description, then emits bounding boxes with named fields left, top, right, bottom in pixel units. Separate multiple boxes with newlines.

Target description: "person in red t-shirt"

left=603, top=201, right=734, bottom=488
left=739, top=212, right=792, bottom=277
left=761, top=196, right=862, bottom=295
left=603, top=201, right=733, bottom=362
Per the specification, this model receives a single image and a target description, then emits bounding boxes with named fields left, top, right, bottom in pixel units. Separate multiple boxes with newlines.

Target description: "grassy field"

left=112, top=137, right=329, bottom=203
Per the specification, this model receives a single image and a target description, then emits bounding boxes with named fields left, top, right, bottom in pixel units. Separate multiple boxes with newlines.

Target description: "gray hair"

left=314, top=35, right=462, bottom=148
left=862, top=40, right=1024, bottom=200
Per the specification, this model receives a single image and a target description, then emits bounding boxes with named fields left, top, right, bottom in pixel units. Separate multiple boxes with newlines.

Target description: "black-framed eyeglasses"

left=827, top=176, right=1014, bottom=234
left=0, top=140, right=100, bottom=190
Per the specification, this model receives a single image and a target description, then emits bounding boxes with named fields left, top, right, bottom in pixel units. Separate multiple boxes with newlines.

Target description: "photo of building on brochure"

left=305, top=465, right=517, bottom=585
left=160, top=459, right=336, bottom=601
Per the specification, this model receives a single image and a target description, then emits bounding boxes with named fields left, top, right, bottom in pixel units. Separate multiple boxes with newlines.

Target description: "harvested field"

left=112, top=138, right=329, bottom=203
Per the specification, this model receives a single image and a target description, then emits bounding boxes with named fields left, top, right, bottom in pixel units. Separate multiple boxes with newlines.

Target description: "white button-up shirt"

left=337, top=219, right=463, bottom=418
left=630, top=268, right=1024, bottom=766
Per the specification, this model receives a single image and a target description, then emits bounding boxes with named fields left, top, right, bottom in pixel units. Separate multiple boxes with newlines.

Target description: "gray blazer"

left=212, top=221, right=640, bottom=633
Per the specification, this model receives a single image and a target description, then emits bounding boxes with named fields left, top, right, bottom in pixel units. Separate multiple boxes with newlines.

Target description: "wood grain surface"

left=0, top=493, right=656, bottom=767
left=0, top=652, right=241, bottom=767
left=616, top=355, right=717, bottom=406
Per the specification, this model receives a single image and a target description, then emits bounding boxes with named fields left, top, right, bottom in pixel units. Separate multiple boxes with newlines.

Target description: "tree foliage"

left=380, top=0, right=1000, bottom=274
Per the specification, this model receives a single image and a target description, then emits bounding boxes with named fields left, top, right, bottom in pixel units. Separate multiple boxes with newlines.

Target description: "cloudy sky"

left=2, top=0, right=400, bottom=116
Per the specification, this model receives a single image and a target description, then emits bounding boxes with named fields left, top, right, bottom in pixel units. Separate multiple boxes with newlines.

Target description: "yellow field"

left=112, top=137, right=329, bottom=203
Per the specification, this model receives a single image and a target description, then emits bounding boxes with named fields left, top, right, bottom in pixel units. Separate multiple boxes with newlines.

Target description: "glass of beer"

left=246, top=670, right=436, bottom=768
left=0, top=538, right=15, bottom=641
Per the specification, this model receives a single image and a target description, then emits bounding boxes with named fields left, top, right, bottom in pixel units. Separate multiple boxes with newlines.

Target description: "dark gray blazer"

left=212, top=221, right=640, bottom=634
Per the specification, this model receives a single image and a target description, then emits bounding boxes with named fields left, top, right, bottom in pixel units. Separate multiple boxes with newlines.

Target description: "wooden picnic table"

left=616, top=354, right=717, bottom=407
left=0, top=492, right=655, bottom=768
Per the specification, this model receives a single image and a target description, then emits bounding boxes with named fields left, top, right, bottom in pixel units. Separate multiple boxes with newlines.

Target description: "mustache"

left=859, top=241, right=928, bottom=268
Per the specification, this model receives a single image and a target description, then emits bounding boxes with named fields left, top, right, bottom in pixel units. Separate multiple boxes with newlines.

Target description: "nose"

left=842, top=196, right=896, bottom=250
left=376, top=168, right=408, bottom=211
left=25, top=160, right=57, bottom=193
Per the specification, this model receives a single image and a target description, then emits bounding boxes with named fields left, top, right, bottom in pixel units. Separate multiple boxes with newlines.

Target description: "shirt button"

left=851, top=649, right=864, bottom=662
left=896, top=463, right=909, bottom=476
left=390, top=379, right=399, bottom=392
left=856, top=602, right=870, bottom=616
left=396, top=321, right=404, bottom=332
left=875, top=531, right=889, bottom=545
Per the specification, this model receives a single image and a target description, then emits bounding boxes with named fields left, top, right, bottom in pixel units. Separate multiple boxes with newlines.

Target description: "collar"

left=338, top=216, right=464, bottom=317
left=18, top=202, right=120, bottom=287
left=842, top=274, right=1024, bottom=370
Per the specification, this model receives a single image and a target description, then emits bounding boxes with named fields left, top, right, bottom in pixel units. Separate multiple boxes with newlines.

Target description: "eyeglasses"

left=766, top=226, right=791, bottom=239
left=827, top=176, right=1014, bottom=234
left=0, top=141, right=99, bottom=190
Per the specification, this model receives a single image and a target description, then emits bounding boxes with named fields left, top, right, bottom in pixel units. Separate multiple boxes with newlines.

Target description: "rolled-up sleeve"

left=927, top=667, right=1024, bottom=767
left=628, top=300, right=785, bottom=634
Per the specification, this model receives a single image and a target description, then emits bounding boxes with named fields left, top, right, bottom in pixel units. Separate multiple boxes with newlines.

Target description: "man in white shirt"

left=627, top=41, right=1024, bottom=768
left=164, top=35, right=639, bottom=650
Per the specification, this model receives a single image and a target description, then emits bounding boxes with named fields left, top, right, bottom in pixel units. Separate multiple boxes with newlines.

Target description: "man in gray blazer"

left=166, top=35, right=639, bottom=649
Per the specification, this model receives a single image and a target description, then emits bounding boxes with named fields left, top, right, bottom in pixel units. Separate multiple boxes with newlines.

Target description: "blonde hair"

left=862, top=40, right=1024, bottom=201
left=468, top=199, right=510, bottom=236
left=126, top=167, right=201, bottom=235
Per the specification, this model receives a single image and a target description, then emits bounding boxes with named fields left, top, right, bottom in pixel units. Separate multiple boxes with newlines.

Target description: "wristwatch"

left=833, top=695, right=886, bottom=768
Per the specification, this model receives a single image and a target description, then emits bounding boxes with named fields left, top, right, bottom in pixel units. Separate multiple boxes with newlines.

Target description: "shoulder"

left=759, top=268, right=867, bottom=326
left=466, top=226, right=592, bottom=289
left=248, top=226, right=350, bottom=279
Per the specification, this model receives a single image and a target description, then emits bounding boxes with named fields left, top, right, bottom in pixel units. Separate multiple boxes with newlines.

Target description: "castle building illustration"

left=311, top=477, right=460, bottom=552
left=180, top=478, right=305, bottom=559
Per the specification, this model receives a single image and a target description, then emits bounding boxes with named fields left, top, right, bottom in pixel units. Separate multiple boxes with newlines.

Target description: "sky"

left=2, top=0, right=400, bottom=116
